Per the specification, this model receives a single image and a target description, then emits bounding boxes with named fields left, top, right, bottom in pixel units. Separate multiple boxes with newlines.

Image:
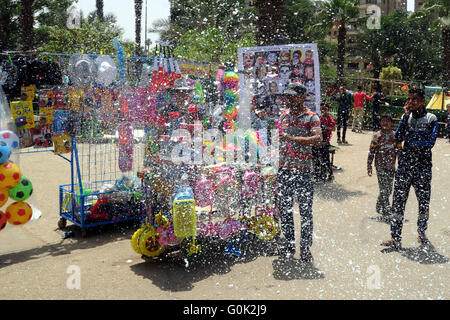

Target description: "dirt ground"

left=0, top=129, right=449, bottom=300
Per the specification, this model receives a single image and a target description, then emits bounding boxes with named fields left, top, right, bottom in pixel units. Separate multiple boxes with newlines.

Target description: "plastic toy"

left=0, top=130, right=20, bottom=150
left=8, top=176, right=33, bottom=202
left=118, top=123, right=134, bottom=172
left=172, top=187, right=197, bottom=238
left=6, top=201, right=33, bottom=225
left=0, top=188, right=8, bottom=207
left=0, top=161, right=21, bottom=189
left=0, top=140, right=12, bottom=164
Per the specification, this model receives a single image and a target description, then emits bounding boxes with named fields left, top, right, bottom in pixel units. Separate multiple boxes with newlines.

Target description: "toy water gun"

left=275, top=119, right=295, bottom=158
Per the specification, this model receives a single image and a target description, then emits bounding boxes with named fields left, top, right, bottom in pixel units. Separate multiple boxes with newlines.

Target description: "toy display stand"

left=132, top=157, right=281, bottom=266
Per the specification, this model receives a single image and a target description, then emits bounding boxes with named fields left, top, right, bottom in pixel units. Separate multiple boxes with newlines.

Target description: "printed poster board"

left=237, top=43, right=321, bottom=118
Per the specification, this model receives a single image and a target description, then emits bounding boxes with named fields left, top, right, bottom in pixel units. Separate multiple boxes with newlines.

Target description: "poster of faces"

left=238, top=44, right=321, bottom=115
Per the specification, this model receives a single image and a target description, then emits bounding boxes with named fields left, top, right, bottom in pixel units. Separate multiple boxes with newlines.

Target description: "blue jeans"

left=390, top=169, right=431, bottom=242
left=277, top=168, right=314, bottom=248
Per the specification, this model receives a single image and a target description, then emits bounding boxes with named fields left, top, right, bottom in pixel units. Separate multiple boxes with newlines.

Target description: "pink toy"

left=194, top=176, right=214, bottom=208
left=242, top=168, right=259, bottom=198
left=118, top=123, right=133, bottom=172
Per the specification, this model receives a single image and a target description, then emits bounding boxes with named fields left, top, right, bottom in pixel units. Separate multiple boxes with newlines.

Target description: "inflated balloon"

left=0, top=131, right=19, bottom=150
left=0, top=210, right=7, bottom=231
left=0, top=162, right=21, bottom=189
left=8, top=176, right=33, bottom=202
left=6, top=201, right=33, bottom=225
left=222, top=71, right=239, bottom=90
left=223, top=120, right=237, bottom=132
left=223, top=106, right=238, bottom=120
left=223, top=89, right=238, bottom=107
left=0, top=140, right=11, bottom=164
left=0, top=188, right=8, bottom=207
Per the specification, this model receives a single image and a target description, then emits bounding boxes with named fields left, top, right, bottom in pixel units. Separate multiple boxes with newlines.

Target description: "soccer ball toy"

left=0, top=188, right=8, bottom=207
left=8, top=176, right=33, bottom=202
left=0, top=140, right=11, bottom=165
left=0, top=130, right=20, bottom=150
left=0, top=162, right=21, bottom=189
left=0, top=210, right=7, bottom=231
left=6, top=201, right=33, bottom=225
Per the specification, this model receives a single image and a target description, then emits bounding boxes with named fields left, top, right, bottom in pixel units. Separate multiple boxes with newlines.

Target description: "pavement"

left=0, top=130, right=449, bottom=300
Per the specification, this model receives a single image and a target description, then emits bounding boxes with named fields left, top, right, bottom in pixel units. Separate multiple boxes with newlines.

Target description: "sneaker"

left=337, top=138, right=342, bottom=144
left=300, top=247, right=313, bottom=262
left=381, top=239, right=401, bottom=250
left=342, top=140, right=348, bottom=144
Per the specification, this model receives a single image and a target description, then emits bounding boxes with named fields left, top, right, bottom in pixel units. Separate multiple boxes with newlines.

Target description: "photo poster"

left=237, top=43, right=321, bottom=120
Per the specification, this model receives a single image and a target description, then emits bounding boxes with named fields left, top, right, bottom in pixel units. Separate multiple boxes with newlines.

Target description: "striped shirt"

left=279, top=108, right=321, bottom=171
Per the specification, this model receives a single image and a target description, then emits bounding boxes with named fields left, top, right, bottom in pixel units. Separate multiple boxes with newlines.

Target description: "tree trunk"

left=20, top=0, right=35, bottom=51
left=255, top=0, right=288, bottom=46
left=337, top=21, right=347, bottom=86
left=135, top=0, right=143, bottom=56
left=443, top=24, right=450, bottom=86
left=96, top=0, right=104, bottom=22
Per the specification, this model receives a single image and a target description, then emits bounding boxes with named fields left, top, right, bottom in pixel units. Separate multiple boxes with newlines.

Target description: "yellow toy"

left=0, top=188, right=8, bottom=207
left=138, top=226, right=165, bottom=258
left=0, top=162, right=21, bottom=189
left=6, top=201, right=33, bottom=225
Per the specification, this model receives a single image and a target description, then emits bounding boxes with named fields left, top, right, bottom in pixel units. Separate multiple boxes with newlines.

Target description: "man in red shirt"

left=277, top=82, right=322, bottom=261
left=352, top=86, right=372, bottom=133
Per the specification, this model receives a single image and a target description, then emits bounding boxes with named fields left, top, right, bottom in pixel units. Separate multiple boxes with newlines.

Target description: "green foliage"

left=40, top=18, right=132, bottom=56
left=173, top=28, right=256, bottom=65
left=380, top=66, right=403, bottom=81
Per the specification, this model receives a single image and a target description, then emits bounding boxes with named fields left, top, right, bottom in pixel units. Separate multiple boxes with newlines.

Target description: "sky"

left=75, top=0, right=170, bottom=46
left=75, top=0, right=415, bottom=48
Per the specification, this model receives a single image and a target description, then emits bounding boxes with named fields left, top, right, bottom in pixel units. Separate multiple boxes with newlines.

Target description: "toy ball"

left=0, top=188, right=8, bottom=207
left=6, top=201, right=33, bottom=225
left=8, top=176, right=33, bottom=202
left=0, top=162, right=21, bottom=189
left=223, top=106, right=238, bottom=120
left=222, top=71, right=239, bottom=90
left=0, top=140, right=11, bottom=164
left=0, top=130, right=20, bottom=150
left=0, top=210, right=7, bottom=231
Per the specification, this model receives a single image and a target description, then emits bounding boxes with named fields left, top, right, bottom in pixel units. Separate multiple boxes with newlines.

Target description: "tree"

left=0, top=0, right=19, bottom=50
left=96, top=0, right=104, bottom=22
left=173, top=28, right=256, bottom=65
left=20, top=0, right=35, bottom=50
left=380, top=66, right=402, bottom=81
left=134, top=0, right=143, bottom=56
left=40, top=18, right=133, bottom=56
left=254, top=0, right=288, bottom=45
left=422, top=0, right=450, bottom=84
left=317, top=0, right=360, bottom=86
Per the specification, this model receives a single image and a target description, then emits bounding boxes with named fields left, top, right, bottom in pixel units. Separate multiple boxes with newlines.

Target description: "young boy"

left=367, top=114, right=402, bottom=219
left=313, top=103, right=336, bottom=182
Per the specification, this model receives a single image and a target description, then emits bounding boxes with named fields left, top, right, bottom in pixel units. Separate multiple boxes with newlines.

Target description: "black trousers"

left=336, top=109, right=349, bottom=141
left=313, top=142, right=333, bottom=181
left=390, top=169, right=432, bottom=242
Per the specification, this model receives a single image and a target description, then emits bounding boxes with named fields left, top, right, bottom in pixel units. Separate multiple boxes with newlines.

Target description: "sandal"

left=381, top=239, right=401, bottom=249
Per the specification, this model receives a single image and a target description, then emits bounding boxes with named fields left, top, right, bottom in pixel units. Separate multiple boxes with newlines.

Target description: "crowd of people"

left=263, top=82, right=441, bottom=262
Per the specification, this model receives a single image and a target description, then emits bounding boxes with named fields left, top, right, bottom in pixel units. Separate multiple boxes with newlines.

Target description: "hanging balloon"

left=0, top=188, right=8, bottom=207
left=8, top=176, right=33, bottom=202
left=0, top=210, right=7, bottom=231
left=223, top=89, right=238, bottom=107
left=222, top=71, right=239, bottom=90
left=223, top=106, right=238, bottom=120
left=0, top=131, right=20, bottom=150
left=6, top=201, right=33, bottom=225
left=223, top=120, right=237, bottom=133
left=0, top=140, right=11, bottom=165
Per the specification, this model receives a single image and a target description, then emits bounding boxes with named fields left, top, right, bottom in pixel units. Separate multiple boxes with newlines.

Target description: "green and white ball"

left=8, top=176, right=33, bottom=202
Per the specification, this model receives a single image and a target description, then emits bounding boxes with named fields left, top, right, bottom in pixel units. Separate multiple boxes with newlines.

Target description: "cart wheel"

left=58, top=218, right=67, bottom=229
left=138, top=226, right=165, bottom=258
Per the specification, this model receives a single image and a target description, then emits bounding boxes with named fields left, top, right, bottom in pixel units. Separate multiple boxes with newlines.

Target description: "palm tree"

left=318, top=0, right=360, bottom=86
left=422, top=0, right=450, bottom=84
left=96, top=0, right=104, bottom=22
left=20, top=0, right=35, bottom=51
left=254, top=0, right=288, bottom=45
left=134, top=0, right=143, bottom=56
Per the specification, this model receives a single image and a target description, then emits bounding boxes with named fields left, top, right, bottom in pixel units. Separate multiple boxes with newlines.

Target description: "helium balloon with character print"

left=8, top=176, right=33, bottom=202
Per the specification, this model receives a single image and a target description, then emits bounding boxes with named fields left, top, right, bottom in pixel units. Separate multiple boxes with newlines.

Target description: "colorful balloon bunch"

left=0, top=130, right=34, bottom=231
left=222, top=71, right=239, bottom=133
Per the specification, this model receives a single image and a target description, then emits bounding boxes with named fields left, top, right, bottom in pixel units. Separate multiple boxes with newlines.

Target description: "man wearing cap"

left=277, top=82, right=322, bottom=261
